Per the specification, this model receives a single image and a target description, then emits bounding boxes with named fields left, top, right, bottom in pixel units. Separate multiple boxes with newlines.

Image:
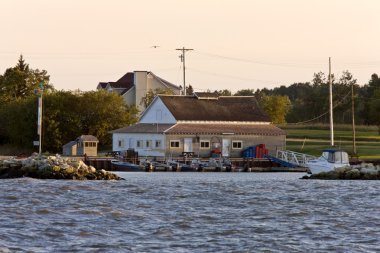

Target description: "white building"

left=111, top=93, right=286, bottom=158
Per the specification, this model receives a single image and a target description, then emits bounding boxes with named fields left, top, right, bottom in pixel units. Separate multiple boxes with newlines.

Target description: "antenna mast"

left=329, top=57, right=334, bottom=147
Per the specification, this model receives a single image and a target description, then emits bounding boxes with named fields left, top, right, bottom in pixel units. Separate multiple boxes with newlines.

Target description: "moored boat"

left=306, top=149, right=350, bottom=174
left=111, top=160, right=143, bottom=172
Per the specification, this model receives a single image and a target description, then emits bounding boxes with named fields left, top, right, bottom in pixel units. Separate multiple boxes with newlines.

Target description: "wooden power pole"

left=176, top=47, right=193, bottom=95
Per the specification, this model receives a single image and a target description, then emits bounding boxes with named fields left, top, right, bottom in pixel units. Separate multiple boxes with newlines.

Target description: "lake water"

left=0, top=172, right=379, bottom=252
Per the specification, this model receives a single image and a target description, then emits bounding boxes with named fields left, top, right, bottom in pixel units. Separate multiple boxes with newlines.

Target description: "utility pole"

left=329, top=57, right=334, bottom=147
left=352, top=82, right=357, bottom=155
left=176, top=47, right=193, bottom=95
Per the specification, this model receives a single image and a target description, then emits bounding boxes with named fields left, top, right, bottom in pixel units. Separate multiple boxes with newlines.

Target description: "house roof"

left=149, top=72, right=181, bottom=91
left=63, top=141, right=77, bottom=148
left=165, top=123, right=285, bottom=135
left=158, top=95, right=271, bottom=122
left=76, top=135, right=99, bottom=142
left=98, top=82, right=108, bottom=89
left=112, top=123, right=175, bottom=134
left=98, top=71, right=179, bottom=95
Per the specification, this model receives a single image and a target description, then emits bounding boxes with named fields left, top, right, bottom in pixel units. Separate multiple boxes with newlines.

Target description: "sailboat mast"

left=329, top=57, right=334, bottom=147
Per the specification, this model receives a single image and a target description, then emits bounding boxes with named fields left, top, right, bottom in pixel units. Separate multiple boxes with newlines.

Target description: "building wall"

left=134, top=71, right=148, bottom=112
left=122, top=86, right=136, bottom=107
left=139, top=98, right=177, bottom=124
left=113, top=132, right=166, bottom=157
left=164, top=134, right=286, bottom=158
left=62, top=145, right=77, bottom=156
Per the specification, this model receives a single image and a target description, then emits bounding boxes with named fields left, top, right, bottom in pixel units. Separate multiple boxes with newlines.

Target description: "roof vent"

left=193, top=92, right=219, bottom=100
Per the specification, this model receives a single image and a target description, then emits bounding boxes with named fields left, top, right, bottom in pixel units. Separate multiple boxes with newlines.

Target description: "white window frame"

left=155, top=140, right=161, bottom=148
left=232, top=141, right=243, bottom=149
left=136, top=140, right=143, bottom=148
left=118, top=140, right=124, bottom=148
left=200, top=140, right=210, bottom=149
left=170, top=140, right=180, bottom=149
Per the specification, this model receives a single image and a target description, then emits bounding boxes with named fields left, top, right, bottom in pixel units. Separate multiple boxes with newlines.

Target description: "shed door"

left=222, top=139, right=230, bottom=157
left=184, top=138, right=193, bottom=152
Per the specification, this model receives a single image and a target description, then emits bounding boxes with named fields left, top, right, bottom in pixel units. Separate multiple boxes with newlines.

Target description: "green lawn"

left=281, top=124, right=380, bottom=159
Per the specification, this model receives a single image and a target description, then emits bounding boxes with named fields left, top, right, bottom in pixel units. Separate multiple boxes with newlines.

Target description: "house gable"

left=139, top=97, right=177, bottom=124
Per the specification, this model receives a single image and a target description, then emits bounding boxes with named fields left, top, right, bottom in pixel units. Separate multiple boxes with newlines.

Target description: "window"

left=118, top=140, right=124, bottom=148
left=85, top=142, right=89, bottom=147
left=170, top=140, right=180, bottom=148
left=145, top=140, right=152, bottom=148
left=136, top=140, right=142, bottom=148
left=200, top=140, right=210, bottom=149
left=155, top=140, right=161, bottom=148
left=232, top=141, right=243, bottom=149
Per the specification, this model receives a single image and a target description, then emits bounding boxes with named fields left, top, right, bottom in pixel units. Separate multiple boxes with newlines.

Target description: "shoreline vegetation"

left=279, top=124, right=380, bottom=159
left=0, top=154, right=122, bottom=180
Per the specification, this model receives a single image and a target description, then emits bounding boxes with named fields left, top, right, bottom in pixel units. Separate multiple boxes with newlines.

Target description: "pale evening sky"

left=1, top=0, right=380, bottom=93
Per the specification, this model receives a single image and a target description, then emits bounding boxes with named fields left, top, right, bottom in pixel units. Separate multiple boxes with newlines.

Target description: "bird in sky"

left=151, top=45, right=160, bottom=48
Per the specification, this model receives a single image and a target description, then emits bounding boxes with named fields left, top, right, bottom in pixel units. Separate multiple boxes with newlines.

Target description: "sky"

left=1, top=0, right=380, bottom=93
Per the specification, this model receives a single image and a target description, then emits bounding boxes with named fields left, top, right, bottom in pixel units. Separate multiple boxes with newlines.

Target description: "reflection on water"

left=0, top=173, right=379, bottom=252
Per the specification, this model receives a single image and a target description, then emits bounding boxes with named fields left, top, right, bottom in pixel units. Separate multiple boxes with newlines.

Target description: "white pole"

left=37, top=82, right=43, bottom=155
left=329, top=57, right=334, bottom=146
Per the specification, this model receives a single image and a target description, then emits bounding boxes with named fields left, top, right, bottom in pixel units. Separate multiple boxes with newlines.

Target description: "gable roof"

left=158, top=95, right=271, bottom=122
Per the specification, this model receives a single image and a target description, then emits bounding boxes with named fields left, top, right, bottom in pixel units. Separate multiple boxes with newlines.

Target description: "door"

left=222, top=139, right=230, bottom=157
left=184, top=138, right=193, bottom=153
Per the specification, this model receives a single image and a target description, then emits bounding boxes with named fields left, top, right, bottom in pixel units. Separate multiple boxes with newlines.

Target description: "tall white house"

left=97, top=71, right=181, bottom=112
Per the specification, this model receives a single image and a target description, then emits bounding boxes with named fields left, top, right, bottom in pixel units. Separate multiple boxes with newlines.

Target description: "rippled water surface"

left=1, top=172, right=380, bottom=252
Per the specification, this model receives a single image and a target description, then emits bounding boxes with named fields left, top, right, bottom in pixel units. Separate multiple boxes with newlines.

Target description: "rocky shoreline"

left=302, top=163, right=380, bottom=180
left=0, top=154, right=123, bottom=180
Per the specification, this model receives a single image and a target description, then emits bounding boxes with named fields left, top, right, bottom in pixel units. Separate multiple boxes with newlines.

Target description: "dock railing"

left=276, top=150, right=316, bottom=167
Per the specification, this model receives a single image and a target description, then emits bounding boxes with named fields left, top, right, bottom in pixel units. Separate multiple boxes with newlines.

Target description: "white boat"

left=306, top=149, right=350, bottom=174
left=306, top=58, right=352, bottom=174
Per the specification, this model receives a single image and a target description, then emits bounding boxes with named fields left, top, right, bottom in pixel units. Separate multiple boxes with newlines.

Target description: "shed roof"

left=158, top=95, right=271, bottom=122
left=76, top=135, right=99, bottom=142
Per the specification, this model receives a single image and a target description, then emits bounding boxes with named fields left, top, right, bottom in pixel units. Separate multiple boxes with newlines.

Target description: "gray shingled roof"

left=76, top=135, right=99, bottom=142
left=112, top=123, right=175, bottom=133
left=158, top=95, right=271, bottom=122
left=165, top=123, right=285, bottom=135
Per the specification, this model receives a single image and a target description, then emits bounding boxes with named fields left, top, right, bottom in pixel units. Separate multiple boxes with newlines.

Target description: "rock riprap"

left=0, top=154, right=122, bottom=180
left=303, top=163, right=380, bottom=180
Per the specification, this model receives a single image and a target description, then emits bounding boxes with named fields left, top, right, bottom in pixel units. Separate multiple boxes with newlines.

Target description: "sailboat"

left=306, top=57, right=350, bottom=174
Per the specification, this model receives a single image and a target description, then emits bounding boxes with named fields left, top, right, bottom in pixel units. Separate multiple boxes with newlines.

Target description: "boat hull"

left=111, top=161, right=143, bottom=172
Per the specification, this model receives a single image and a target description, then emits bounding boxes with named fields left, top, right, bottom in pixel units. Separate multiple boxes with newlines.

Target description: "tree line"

left=0, top=56, right=138, bottom=154
left=185, top=70, right=380, bottom=128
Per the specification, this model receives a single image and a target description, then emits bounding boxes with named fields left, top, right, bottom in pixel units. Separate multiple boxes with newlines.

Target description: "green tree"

left=186, top=85, right=194, bottom=95
left=0, top=55, right=53, bottom=102
left=234, top=89, right=255, bottom=96
left=0, top=90, right=139, bottom=153
left=140, top=88, right=175, bottom=109
left=368, top=88, right=380, bottom=133
left=262, top=95, right=291, bottom=124
left=215, top=89, right=232, bottom=96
